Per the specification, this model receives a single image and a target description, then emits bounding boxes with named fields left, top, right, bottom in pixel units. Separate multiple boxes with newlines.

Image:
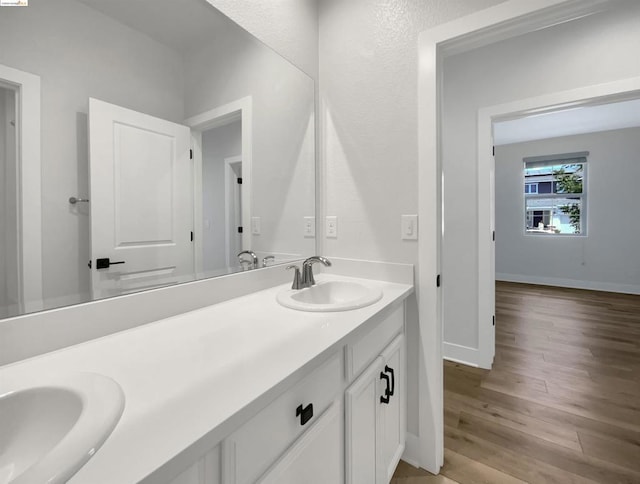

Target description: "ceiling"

left=493, top=97, right=640, bottom=145
left=77, top=0, right=229, bottom=53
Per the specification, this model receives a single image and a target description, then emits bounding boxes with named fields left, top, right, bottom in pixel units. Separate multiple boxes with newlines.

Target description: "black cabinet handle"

left=385, top=365, right=395, bottom=397
left=380, top=371, right=391, bottom=404
left=296, top=403, right=313, bottom=426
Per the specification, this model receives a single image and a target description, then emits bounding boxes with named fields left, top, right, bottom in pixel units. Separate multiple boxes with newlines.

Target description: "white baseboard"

left=496, top=273, right=640, bottom=295
left=443, top=342, right=479, bottom=367
left=402, top=432, right=421, bottom=469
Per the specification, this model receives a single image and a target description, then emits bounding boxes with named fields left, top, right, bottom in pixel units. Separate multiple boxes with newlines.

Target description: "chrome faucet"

left=301, top=256, right=331, bottom=288
left=262, top=255, right=275, bottom=267
left=237, top=250, right=258, bottom=269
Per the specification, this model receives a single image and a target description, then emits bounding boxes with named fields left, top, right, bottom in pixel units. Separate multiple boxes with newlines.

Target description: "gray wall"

left=495, top=128, right=640, bottom=294
left=442, top=1, right=640, bottom=353
left=202, top=121, right=242, bottom=271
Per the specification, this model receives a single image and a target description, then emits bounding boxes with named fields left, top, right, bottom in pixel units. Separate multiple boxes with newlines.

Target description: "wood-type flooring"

left=391, top=281, right=640, bottom=484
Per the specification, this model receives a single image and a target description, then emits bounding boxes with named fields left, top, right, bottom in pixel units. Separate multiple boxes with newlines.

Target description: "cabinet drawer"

left=257, top=400, right=342, bottom=484
left=347, top=304, right=403, bottom=381
left=222, top=352, right=343, bottom=484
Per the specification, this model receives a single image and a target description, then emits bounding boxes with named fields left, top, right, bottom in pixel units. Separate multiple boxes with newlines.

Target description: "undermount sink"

left=0, top=372, right=125, bottom=484
left=277, top=279, right=383, bottom=312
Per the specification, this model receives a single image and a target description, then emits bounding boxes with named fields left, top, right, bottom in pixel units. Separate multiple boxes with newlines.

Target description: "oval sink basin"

left=277, top=280, right=383, bottom=312
left=0, top=372, right=125, bottom=484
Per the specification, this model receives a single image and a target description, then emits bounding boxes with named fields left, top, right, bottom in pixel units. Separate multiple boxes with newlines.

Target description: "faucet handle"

left=263, top=255, right=276, bottom=267
left=286, top=265, right=302, bottom=290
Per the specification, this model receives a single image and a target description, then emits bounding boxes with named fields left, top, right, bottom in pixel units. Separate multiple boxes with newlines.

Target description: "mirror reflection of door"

left=89, top=98, right=194, bottom=299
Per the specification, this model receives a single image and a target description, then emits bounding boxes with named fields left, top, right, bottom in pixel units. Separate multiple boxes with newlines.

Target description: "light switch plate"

left=303, top=216, right=315, bottom=237
left=326, top=216, right=338, bottom=238
left=401, top=214, right=418, bottom=240
left=251, top=217, right=261, bottom=235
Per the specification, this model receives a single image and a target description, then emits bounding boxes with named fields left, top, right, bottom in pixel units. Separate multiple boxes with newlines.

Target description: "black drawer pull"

left=380, top=371, right=391, bottom=404
left=296, top=403, right=313, bottom=426
left=385, top=365, right=395, bottom=396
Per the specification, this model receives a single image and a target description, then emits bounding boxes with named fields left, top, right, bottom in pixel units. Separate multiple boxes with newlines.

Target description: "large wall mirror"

left=0, top=0, right=316, bottom=318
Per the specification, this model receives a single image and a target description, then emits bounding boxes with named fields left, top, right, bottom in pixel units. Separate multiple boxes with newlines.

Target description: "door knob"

left=95, top=258, right=126, bottom=270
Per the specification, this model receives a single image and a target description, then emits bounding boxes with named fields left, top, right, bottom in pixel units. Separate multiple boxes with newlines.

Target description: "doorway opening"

left=0, top=85, right=18, bottom=318
left=418, top=0, right=634, bottom=473
left=0, top=64, right=42, bottom=316
left=478, top=80, right=640, bottom=368
left=198, top=120, right=243, bottom=272
left=186, top=96, right=253, bottom=276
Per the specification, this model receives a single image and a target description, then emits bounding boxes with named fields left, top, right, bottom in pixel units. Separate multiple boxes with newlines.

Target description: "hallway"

left=393, top=281, right=640, bottom=483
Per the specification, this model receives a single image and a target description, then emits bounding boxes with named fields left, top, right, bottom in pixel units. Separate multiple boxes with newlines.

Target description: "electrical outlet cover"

left=326, top=216, right=337, bottom=238
left=303, top=216, right=316, bottom=237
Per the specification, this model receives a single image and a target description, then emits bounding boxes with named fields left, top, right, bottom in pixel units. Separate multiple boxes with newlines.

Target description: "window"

left=524, top=152, right=587, bottom=235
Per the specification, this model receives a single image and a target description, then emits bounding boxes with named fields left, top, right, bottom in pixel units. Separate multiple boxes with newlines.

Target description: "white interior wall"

left=202, top=121, right=242, bottom=271
left=495, top=127, right=640, bottom=294
left=317, top=0, right=507, bottom=453
left=182, top=26, right=315, bottom=262
left=442, top=0, right=640, bottom=357
left=0, top=0, right=184, bottom=310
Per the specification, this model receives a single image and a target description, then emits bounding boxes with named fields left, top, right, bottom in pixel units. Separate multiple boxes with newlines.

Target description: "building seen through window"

left=524, top=153, right=587, bottom=235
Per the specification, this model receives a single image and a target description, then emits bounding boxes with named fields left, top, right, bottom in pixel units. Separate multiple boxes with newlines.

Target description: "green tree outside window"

left=553, top=164, right=583, bottom=233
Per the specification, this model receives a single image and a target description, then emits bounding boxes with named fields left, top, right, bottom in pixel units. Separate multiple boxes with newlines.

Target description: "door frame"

left=0, top=63, right=42, bottom=313
left=417, top=0, right=612, bottom=473
left=185, top=96, right=252, bottom=274
left=224, top=155, right=242, bottom=267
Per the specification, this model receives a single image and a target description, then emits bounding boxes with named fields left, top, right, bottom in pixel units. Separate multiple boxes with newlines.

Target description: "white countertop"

left=0, top=274, right=413, bottom=483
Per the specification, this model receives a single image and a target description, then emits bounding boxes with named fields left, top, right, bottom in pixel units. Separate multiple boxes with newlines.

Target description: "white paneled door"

left=89, top=98, right=193, bottom=299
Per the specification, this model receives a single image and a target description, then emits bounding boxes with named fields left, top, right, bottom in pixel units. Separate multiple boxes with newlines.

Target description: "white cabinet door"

left=89, top=98, right=194, bottom=299
left=345, top=335, right=405, bottom=484
left=345, top=356, right=383, bottom=484
left=377, top=335, right=405, bottom=484
left=258, top=400, right=343, bottom=484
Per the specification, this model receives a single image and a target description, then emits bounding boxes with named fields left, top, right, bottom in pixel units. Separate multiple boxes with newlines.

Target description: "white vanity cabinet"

left=163, top=302, right=407, bottom=484
left=345, top=308, right=405, bottom=484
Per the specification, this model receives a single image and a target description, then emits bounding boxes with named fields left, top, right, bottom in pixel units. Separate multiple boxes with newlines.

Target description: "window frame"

left=523, top=152, right=588, bottom=237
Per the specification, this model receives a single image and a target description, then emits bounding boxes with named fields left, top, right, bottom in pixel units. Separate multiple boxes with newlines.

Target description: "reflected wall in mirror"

left=0, top=0, right=316, bottom=318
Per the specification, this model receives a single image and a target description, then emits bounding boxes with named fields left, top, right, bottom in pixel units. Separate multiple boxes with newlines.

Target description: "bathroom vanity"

left=0, top=268, right=413, bottom=484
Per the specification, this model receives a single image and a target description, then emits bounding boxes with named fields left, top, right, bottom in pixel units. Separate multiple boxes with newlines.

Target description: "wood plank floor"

left=391, top=281, right=640, bottom=484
